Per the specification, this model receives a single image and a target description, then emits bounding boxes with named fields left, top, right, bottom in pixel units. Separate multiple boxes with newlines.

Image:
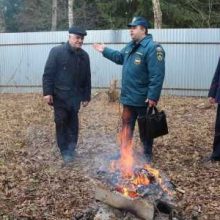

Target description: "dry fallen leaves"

left=0, top=92, right=220, bottom=220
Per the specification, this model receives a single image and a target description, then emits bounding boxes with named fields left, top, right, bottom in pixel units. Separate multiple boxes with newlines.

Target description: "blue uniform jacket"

left=208, top=57, right=220, bottom=103
left=103, top=34, right=165, bottom=106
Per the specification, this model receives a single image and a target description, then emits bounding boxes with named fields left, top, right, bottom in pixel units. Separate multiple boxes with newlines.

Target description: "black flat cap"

left=68, top=26, right=87, bottom=36
left=128, top=16, right=150, bottom=28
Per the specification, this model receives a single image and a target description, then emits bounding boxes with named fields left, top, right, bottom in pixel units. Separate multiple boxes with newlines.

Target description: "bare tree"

left=0, top=8, right=6, bottom=32
left=186, top=0, right=214, bottom=27
left=207, top=0, right=214, bottom=27
left=68, top=0, right=74, bottom=27
left=51, top=0, right=57, bottom=31
left=152, top=0, right=162, bottom=28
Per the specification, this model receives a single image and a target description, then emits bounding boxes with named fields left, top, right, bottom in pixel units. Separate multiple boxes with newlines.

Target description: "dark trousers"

left=122, top=105, right=153, bottom=156
left=54, top=104, right=79, bottom=157
left=212, top=104, right=220, bottom=159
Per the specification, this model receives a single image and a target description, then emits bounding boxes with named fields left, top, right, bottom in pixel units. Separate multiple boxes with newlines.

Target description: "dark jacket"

left=43, top=42, right=91, bottom=110
left=102, top=34, right=165, bottom=106
left=208, top=57, right=220, bottom=103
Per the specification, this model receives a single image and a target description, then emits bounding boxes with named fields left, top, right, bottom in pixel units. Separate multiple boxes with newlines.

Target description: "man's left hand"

left=145, top=99, right=157, bottom=107
left=82, top=101, right=89, bottom=107
left=208, top=97, right=216, bottom=104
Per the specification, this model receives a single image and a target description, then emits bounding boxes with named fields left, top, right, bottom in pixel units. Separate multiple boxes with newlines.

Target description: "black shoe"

left=62, top=154, right=74, bottom=164
left=202, top=155, right=220, bottom=163
left=144, top=153, right=152, bottom=164
left=212, top=157, right=220, bottom=161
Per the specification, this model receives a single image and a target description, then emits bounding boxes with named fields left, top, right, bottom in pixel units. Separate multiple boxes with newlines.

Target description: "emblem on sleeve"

left=156, top=46, right=164, bottom=61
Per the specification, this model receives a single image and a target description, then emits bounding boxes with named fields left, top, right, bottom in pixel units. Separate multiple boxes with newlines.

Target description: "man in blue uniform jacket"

left=93, top=16, right=165, bottom=162
left=43, top=26, right=91, bottom=164
left=206, top=57, right=220, bottom=162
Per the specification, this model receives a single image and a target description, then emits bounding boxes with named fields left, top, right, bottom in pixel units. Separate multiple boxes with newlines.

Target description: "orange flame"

left=144, top=164, right=159, bottom=178
left=107, top=125, right=172, bottom=198
left=118, top=125, right=134, bottom=177
left=132, top=174, right=150, bottom=186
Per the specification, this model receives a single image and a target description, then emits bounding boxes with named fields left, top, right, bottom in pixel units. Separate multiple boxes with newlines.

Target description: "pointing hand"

left=93, top=43, right=106, bottom=53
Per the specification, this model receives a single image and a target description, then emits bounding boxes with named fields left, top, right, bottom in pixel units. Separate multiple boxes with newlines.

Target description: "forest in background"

left=0, top=0, right=219, bottom=33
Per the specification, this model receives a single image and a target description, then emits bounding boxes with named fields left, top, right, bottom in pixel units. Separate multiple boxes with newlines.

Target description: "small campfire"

left=94, top=126, right=177, bottom=219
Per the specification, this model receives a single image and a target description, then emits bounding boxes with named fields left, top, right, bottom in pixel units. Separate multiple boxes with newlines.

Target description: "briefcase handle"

left=146, top=106, right=159, bottom=116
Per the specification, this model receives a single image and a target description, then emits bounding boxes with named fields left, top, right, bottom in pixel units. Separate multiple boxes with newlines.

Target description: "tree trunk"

left=152, top=0, right=162, bottom=28
left=51, top=0, right=57, bottom=31
left=107, top=80, right=119, bottom=102
left=68, top=0, right=74, bottom=27
left=0, top=8, right=6, bottom=32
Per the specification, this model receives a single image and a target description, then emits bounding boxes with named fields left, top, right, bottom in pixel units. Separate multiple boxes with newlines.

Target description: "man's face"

left=68, top=34, right=84, bottom=49
left=129, top=25, right=146, bottom=42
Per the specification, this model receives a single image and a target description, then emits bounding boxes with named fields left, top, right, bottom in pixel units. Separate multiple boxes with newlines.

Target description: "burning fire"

left=118, top=125, right=134, bottom=177
left=107, top=125, right=172, bottom=198
left=132, top=172, right=150, bottom=186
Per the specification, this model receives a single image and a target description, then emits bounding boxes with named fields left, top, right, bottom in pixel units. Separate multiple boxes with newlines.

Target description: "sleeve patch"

left=156, top=46, right=164, bottom=61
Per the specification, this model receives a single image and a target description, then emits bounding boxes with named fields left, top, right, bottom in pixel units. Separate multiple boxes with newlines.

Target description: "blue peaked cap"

left=128, top=16, right=150, bottom=28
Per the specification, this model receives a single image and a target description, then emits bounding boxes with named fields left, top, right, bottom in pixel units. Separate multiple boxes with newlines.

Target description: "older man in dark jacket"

left=43, top=26, right=91, bottom=163
left=206, top=57, right=220, bottom=161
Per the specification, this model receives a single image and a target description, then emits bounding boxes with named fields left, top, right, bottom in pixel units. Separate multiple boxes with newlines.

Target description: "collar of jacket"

left=129, top=34, right=153, bottom=48
left=66, top=41, right=82, bottom=54
left=66, top=41, right=86, bottom=61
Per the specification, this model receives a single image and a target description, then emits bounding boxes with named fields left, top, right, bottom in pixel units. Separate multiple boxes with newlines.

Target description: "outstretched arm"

left=93, top=43, right=125, bottom=65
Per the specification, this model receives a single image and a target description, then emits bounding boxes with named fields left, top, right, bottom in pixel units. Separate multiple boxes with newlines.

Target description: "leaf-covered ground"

left=0, top=92, right=219, bottom=220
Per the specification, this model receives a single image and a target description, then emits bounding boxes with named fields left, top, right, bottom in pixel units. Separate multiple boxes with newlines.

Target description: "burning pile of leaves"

left=0, top=91, right=220, bottom=219
left=98, top=161, right=174, bottom=199
left=96, top=124, right=175, bottom=215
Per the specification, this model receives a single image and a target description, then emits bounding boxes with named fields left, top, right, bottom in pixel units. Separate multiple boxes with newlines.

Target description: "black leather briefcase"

left=138, top=106, right=168, bottom=140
